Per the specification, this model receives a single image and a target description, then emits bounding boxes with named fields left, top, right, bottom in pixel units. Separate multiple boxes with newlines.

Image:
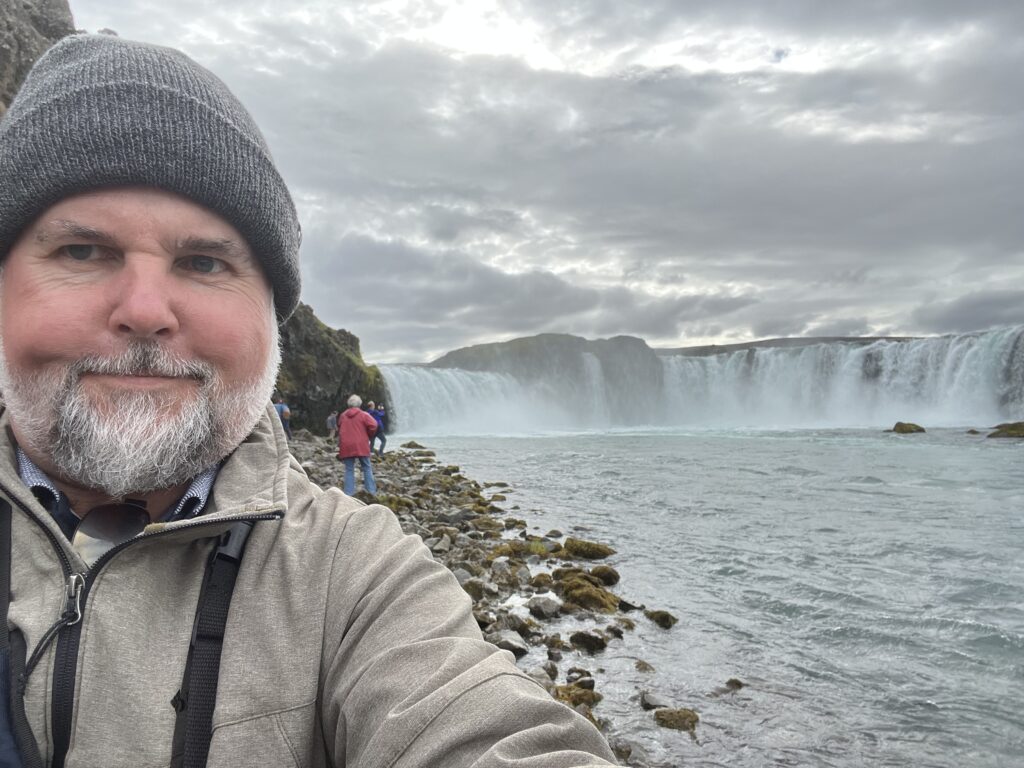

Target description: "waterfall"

left=381, top=327, right=1024, bottom=433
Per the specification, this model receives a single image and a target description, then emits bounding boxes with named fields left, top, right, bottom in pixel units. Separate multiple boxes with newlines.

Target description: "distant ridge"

left=657, top=336, right=917, bottom=357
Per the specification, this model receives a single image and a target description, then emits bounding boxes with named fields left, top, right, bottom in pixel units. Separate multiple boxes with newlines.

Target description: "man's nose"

left=106, top=258, right=181, bottom=338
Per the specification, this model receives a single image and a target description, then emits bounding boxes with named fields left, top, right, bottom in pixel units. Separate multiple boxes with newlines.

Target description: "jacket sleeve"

left=319, top=506, right=618, bottom=768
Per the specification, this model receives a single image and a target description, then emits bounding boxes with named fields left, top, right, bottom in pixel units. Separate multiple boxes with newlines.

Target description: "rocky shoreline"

left=288, top=430, right=708, bottom=766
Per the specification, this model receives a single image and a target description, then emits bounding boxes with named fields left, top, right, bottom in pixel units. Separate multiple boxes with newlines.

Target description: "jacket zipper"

left=47, top=512, right=281, bottom=768
left=0, top=483, right=280, bottom=768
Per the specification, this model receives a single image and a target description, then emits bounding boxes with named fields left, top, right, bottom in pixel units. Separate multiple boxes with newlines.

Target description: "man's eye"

left=185, top=255, right=226, bottom=274
left=63, top=244, right=98, bottom=261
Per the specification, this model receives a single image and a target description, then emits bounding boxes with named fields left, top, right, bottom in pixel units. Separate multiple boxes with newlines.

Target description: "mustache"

left=68, top=342, right=214, bottom=384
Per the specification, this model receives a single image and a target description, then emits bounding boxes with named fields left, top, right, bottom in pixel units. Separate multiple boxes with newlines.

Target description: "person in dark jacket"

left=366, top=401, right=387, bottom=456
left=337, top=395, right=377, bottom=494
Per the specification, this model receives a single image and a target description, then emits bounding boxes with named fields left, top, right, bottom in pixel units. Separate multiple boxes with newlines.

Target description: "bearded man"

left=0, top=35, right=616, bottom=768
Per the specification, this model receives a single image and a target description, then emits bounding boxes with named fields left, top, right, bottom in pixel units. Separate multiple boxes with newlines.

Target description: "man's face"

left=0, top=187, right=279, bottom=497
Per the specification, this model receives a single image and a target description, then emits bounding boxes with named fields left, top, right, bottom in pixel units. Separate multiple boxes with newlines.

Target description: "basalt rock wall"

left=277, top=303, right=388, bottom=432
left=0, top=0, right=75, bottom=116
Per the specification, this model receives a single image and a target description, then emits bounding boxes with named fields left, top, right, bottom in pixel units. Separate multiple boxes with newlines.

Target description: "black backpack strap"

left=170, top=521, right=254, bottom=768
left=0, top=500, right=10, bottom=651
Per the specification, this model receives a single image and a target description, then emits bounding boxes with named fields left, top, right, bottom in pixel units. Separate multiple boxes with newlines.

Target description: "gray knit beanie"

left=0, top=34, right=301, bottom=321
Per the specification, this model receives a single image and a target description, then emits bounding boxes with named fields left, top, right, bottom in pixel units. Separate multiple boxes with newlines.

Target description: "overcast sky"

left=69, top=1, right=1024, bottom=362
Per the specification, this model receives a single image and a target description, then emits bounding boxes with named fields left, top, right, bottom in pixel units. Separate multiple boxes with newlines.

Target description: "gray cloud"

left=68, top=0, right=1024, bottom=360
left=911, top=291, right=1024, bottom=334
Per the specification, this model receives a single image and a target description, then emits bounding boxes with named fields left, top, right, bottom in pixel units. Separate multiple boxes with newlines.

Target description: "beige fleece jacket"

left=1, top=405, right=617, bottom=767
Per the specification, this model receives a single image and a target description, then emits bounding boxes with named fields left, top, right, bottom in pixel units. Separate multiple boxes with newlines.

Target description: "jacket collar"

left=0, top=402, right=290, bottom=546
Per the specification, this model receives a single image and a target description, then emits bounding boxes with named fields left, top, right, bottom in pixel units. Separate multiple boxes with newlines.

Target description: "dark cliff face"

left=0, top=0, right=75, bottom=115
left=277, top=303, right=387, bottom=432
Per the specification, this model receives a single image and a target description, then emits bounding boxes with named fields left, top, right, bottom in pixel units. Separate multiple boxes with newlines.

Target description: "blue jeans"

left=342, top=456, right=376, bottom=495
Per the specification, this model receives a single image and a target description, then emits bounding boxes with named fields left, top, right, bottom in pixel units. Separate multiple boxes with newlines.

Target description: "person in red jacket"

left=337, top=394, right=378, bottom=495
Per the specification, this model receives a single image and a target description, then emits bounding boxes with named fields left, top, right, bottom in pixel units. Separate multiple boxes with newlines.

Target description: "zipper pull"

left=62, top=573, right=85, bottom=626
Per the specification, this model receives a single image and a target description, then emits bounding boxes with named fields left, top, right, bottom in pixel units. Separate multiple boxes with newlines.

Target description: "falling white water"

left=381, top=327, right=1024, bottom=433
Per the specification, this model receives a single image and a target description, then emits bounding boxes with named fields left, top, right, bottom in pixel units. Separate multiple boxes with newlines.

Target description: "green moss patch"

left=562, top=537, right=616, bottom=560
left=655, top=708, right=699, bottom=732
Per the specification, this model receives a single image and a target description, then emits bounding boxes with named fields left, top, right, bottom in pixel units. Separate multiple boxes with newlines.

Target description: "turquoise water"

left=411, top=428, right=1023, bottom=767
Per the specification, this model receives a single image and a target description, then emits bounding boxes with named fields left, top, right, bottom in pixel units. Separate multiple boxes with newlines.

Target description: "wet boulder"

left=988, top=421, right=1024, bottom=438
left=569, top=631, right=607, bottom=654
left=562, top=537, right=616, bottom=560
left=655, top=708, right=699, bottom=732
left=527, top=595, right=562, bottom=620
left=488, top=630, right=529, bottom=659
left=890, top=421, right=925, bottom=434
left=644, top=609, right=678, bottom=629
left=590, top=565, right=620, bottom=586
left=640, top=691, right=672, bottom=710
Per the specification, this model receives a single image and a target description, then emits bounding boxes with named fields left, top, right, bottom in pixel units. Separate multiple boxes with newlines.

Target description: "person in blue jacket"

left=366, top=401, right=387, bottom=456
left=274, top=395, right=293, bottom=439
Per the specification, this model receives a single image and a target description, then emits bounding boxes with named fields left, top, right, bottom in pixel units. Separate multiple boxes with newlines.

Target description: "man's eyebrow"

left=176, top=236, right=252, bottom=260
left=35, top=220, right=116, bottom=244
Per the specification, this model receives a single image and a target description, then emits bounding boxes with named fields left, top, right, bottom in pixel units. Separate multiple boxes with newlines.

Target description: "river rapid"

left=399, top=428, right=1023, bottom=767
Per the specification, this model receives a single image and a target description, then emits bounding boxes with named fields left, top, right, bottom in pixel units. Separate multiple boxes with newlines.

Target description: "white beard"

left=0, top=330, right=280, bottom=498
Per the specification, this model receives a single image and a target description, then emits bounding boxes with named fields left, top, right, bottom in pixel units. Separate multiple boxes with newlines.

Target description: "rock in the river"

left=554, top=683, right=603, bottom=708
left=644, top=609, right=678, bottom=629
left=562, top=537, right=616, bottom=559
left=988, top=421, right=1024, bottom=438
left=488, top=630, right=529, bottom=659
left=527, top=595, right=562, bottom=620
left=640, top=690, right=672, bottom=710
left=654, top=707, right=700, bottom=732
left=890, top=421, right=925, bottom=434
left=569, top=631, right=607, bottom=654
left=590, top=565, right=620, bottom=585
left=555, top=569, right=620, bottom=613
left=635, top=659, right=655, bottom=673
left=609, top=736, right=650, bottom=768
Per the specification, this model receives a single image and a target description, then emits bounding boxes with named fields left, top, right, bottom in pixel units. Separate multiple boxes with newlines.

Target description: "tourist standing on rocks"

left=0, top=34, right=616, bottom=768
left=273, top=395, right=293, bottom=439
left=338, top=394, right=379, bottom=495
left=325, top=409, right=338, bottom=439
left=367, top=400, right=387, bottom=455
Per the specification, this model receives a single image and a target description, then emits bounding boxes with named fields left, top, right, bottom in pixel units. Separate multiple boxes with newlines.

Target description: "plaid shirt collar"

left=15, top=447, right=218, bottom=522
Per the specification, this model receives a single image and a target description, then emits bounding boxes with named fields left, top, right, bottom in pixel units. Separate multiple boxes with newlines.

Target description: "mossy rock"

left=988, top=421, right=1024, bottom=438
left=966, top=429, right=982, bottom=435
left=530, top=573, right=554, bottom=590
left=525, top=539, right=552, bottom=556
left=726, top=678, right=744, bottom=690
left=472, top=517, right=505, bottom=532
left=401, top=441, right=427, bottom=449
left=562, top=538, right=616, bottom=560
left=891, top=422, right=926, bottom=434
left=590, top=565, right=620, bottom=586
left=645, top=609, right=678, bottom=629
left=560, top=576, right=620, bottom=613
left=635, top=659, right=655, bottom=673
left=655, top=708, right=699, bottom=732
left=554, top=684, right=603, bottom=708
left=490, top=494, right=507, bottom=502
left=569, top=631, right=608, bottom=654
